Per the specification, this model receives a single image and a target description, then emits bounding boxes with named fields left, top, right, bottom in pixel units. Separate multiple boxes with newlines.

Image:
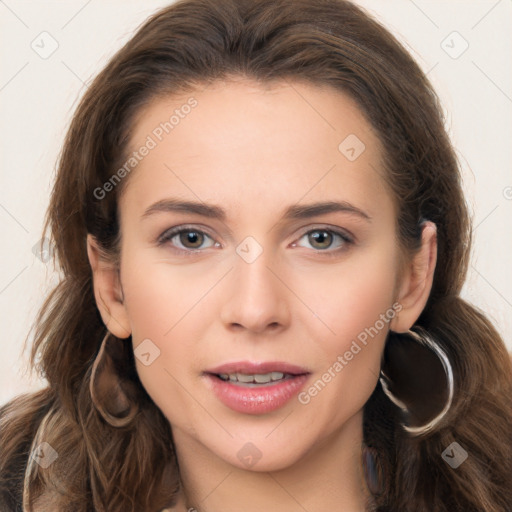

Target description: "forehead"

left=119, top=78, right=392, bottom=221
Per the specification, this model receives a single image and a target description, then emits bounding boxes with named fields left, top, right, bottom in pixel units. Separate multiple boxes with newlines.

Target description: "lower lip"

left=206, top=374, right=309, bottom=415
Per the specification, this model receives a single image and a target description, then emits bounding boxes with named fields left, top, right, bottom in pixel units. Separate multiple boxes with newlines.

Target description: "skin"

left=87, top=78, right=437, bottom=512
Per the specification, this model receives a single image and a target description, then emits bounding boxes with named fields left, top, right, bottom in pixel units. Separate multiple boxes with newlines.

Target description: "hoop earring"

left=90, top=331, right=139, bottom=427
left=379, top=327, right=454, bottom=436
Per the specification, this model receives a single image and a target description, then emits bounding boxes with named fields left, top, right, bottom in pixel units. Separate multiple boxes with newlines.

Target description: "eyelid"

left=293, top=224, right=355, bottom=243
left=156, top=223, right=355, bottom=254
left=291, top=226, right=354, bottom=257
left=156, top=224, right=219, bottom=250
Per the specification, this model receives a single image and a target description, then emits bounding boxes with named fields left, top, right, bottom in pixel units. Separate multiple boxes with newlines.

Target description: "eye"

left=294, top=228, right=353, bottom=252
left=157, top=226, right=218, bottom=252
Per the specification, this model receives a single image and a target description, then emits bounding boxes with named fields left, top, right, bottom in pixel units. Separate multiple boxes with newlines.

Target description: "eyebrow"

left=284, top=201, right=371, bottom=221
left=141, top=198, right=371, bottom=222
left=142, top=199, right=226, bottom=220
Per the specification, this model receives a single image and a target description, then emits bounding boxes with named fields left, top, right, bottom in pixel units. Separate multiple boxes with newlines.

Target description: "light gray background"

left=1, top=0, right=511, bottom=407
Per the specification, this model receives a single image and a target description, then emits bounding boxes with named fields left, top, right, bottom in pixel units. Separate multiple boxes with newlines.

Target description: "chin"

left=209, top=433, right=315, bottom=473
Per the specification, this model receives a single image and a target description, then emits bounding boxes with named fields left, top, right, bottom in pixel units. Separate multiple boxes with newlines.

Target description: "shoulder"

left=0, top=390, right=54, bottom=512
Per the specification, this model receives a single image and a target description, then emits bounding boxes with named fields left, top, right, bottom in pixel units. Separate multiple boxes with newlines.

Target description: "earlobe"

left=86, top=234, right=131, bottom=339
left=390, top=222, right=437, bottom=332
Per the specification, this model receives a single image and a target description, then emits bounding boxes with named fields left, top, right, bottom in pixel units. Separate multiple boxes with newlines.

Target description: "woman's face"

left=94, top=78, right=416, bottom=471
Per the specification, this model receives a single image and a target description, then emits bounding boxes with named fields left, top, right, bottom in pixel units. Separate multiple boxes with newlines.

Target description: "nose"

left=220, top=247, right=291, bottom=335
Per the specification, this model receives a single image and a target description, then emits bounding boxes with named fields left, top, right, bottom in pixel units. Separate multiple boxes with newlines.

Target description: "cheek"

left=118, top=259, right=202, bottom=421
left=297, top=244, right=398, bottom=346
left=120, top=248, right=216, bottom=339
left=118, top=253, right=221, bottom=410
left=293, top=245, right=398, bottom=415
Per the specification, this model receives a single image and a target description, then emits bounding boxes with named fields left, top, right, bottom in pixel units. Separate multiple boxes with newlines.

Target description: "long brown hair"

left=1, top=0, right=511, bottom=510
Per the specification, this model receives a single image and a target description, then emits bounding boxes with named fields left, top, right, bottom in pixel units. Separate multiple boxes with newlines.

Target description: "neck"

left=170, top=411, right=374, bottom=512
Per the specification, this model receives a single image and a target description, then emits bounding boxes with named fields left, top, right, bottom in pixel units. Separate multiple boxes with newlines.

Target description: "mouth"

left=215, top=371, right=294, bottom=386
left=204, top=361, right=310, bottom=414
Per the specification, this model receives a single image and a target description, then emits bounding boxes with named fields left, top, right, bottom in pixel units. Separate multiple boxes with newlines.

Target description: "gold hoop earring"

left=379, top=326, right=454, bottom=436
left=90, top=331, right=139, bottom=427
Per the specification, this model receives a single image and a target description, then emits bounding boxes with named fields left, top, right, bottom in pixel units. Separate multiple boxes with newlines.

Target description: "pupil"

left=310, top=230, right=331, bottom=249
left=182, top=231, right=202, bottom=248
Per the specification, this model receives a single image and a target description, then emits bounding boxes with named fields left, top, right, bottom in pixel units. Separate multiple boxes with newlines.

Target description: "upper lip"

left=205, top=361, right=310, bottom=376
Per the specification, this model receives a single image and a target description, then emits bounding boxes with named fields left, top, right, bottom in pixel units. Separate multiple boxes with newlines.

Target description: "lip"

left=204, top=361, right=310, bottom=415
left=206, top=361, right=309, bottom=375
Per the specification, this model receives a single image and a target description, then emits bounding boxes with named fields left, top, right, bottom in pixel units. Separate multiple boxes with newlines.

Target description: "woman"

left=1, top=0, right=511, bottom=510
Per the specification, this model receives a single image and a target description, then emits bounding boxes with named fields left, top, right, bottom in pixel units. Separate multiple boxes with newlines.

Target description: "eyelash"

left=157, top=224, right=354, bottom=257
left=157, top=225, right=219, bottom=254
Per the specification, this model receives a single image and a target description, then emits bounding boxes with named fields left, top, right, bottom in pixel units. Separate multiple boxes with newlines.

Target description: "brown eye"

left=308, top=230, right=333, bottom=250
left=157, top=226, right=216, bottom=252
left=295, top=228, right=353, bottom=253
left=179, top=230, right=204, bottom=248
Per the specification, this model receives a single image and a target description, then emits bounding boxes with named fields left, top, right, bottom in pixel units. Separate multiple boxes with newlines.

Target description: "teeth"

left=237, top=373, right=255, bottom=383
left=217, top=372, right=287, bottom=384
left=254, top=373, right=271, bottom=383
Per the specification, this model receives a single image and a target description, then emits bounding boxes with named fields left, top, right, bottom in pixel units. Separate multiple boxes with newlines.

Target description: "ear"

left=390, top=222, right=437, bottom=333
left=87, top=234, right=131, bottom=339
